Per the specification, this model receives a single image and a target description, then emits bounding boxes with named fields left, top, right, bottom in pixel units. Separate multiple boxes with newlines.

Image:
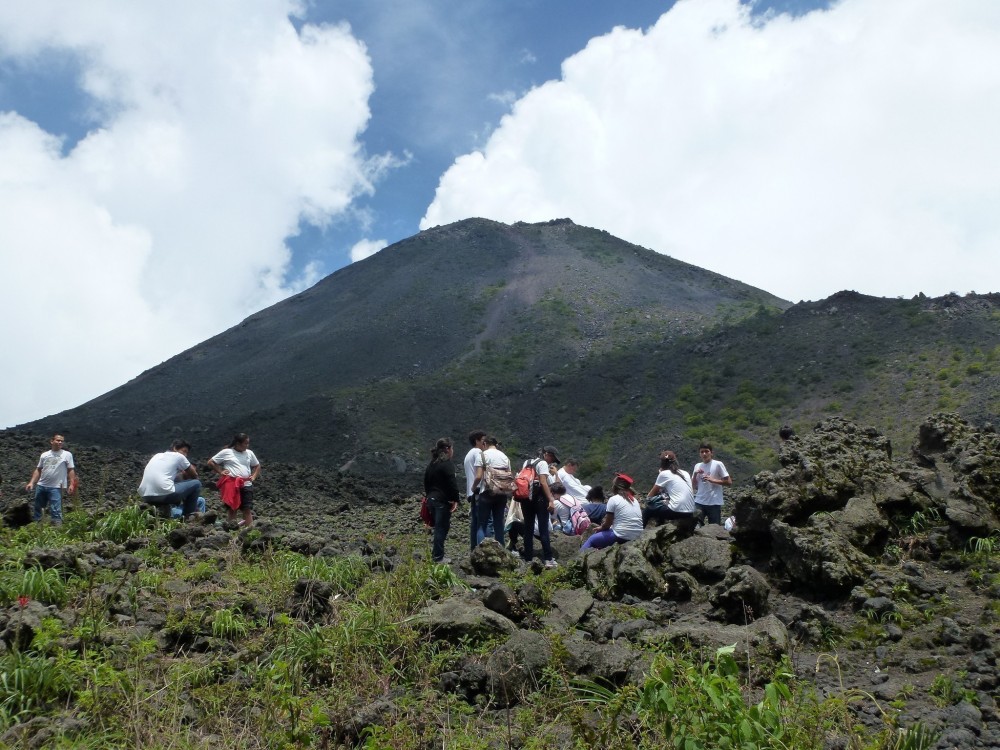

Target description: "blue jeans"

left=143, top=479, right=203, bottom=517
left=169, top=496, right=207, bottom=519
left=468, top=493, right=495, bottom=550
left=430, top=496, right=453, bottom=562
left=476, top=491, right=506, bottom=546
left=33, top=486, right=63, bottom=524
left=520, top=498, right=553, bottom=562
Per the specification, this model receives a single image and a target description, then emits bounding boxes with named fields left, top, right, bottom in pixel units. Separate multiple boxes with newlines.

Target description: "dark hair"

left=779, top=425, right=795, bottom=441
left=227, top=433, right=250, bottom=448
left=586, top=486, right=606, bottom=501
left=564, top=458, right=579, bottom=467
left=485, top=435, right=501, bottom=447
left=467, top=430, right=487, bottom=447
left=699, top=442, right=714, bottom=452
left=612, top=474, right=635, bottom=501
left=660, top=450, right=681, bottom=475
left=171, top=439, right=192, bottom=452
left=431, top=437, right=453, bottom=462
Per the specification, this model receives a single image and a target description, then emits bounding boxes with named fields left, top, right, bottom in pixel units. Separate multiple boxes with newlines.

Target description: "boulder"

left=710, top=565, right=772, bottom=623
left=481, top=583, right=525, bottom=622
left=484, top=630, right=552, bottom=706
left=581, top=542, right=665, bottom=601
left=541, top=588, right=594, bottom=631
left=656, top=614, right=790, bottom=672
left=413, top=596, right=515, bottom=643
left=286, top=579, right=337, bottom=621
left=667, top=535, right=734, bottom=583
left=562, top=634, right=642, bottom=687
left=469, top=538, right=519, bottom=577
left=770, top=521, right=871, bottom=596
left=819, top=497, right=890, bottom=555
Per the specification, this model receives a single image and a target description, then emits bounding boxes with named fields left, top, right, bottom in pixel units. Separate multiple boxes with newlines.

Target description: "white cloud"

left=350, top=238, right=387, bottom=263
left=0, top=1, right=376, bottom=426
left=422, top=0, right=1000, bottom=302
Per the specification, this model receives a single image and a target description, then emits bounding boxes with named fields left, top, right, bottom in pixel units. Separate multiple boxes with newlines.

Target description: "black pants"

left=520, top=498, right=553, bottom=562
left=429, top=496, right=452, bottom=561
left=642, top=506, right=694, bottom=527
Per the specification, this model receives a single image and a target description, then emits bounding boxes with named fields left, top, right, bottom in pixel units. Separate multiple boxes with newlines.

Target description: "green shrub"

left=212, top=608, right=250, bottom=640
left=0, top=565, right=68, bottom=607
left=0, top=650, right=68, bottom=727
left=91, top=505, right=155, bottom=543
left=638, top=646, right=817, bottom=748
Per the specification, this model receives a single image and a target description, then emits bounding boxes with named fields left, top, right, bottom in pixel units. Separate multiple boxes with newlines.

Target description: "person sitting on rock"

left=581, top=486, right=607, bottom=525
left=643, top=450, right=696, bottom=526
left=558, top=458, right=592, bottom=502
left=551, top=482, right=582, bottom=534
left=580, top=473, right=643, bottom=551
left=138, top=439, right=204, bottom=520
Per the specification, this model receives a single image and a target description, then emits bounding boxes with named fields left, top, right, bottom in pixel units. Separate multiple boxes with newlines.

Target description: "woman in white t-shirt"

left=643, top=451, right=695, bottom=527
left=580, top=473, right=643, bottom=551
left=208, top=432, right=261, bottom=529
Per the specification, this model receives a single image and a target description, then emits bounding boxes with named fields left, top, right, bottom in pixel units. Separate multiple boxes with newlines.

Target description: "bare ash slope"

left=16, top=218, right=786, bottom=468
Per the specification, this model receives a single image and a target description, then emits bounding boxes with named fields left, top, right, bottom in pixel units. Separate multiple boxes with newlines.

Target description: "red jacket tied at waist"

left=216, top=474, right=246, bottom=509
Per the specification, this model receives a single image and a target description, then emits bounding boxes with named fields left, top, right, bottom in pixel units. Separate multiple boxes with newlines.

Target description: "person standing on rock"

left=520, top=446, right=559, bottom=568
left=474, top=436, right=513, bottom=548
left=208, top=433, right=261, bottom=529
left=463, top=430, right=488, bottom=552
left=424, top=437, right=459, bottom=564
left=138, top=439, right=204, bottom=519
left=692, top=442, right=731, bottom=526
left=25, top=433, right=76, bottom=525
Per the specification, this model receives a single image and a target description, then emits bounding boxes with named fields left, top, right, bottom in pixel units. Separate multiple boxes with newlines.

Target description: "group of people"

left=22, top=432, right=262, bottom=529
left=422, top=429, right=732, bottom=565
left=137, top=433, right=261, bottom=527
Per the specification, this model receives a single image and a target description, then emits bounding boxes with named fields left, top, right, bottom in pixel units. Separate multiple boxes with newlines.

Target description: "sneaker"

left=433, top=557, right=452, bottom=565
left=544, top=559, right=559, bottom=569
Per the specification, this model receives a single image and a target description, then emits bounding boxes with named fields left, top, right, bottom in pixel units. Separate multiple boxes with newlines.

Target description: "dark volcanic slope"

left=17, top=218, right=786, bottom=466
left=18, top=217, right=998, bottom=487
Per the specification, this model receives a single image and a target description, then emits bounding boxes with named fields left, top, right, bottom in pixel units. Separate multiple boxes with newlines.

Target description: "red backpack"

left=513, top=459, right=541, bottom=502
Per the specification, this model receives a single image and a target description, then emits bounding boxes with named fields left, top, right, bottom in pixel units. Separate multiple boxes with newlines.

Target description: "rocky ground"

left=1, top=413, right=999, bottom=748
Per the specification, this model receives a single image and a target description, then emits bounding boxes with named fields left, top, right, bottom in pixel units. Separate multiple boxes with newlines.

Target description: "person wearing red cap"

left=580, top=473, right=643, bottom=551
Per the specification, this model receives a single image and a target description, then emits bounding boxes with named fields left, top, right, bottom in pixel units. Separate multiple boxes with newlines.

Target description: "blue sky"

left=0, top=0, right=996, bottom=426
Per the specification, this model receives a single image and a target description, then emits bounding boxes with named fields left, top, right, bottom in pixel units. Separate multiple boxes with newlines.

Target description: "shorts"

left=239, top=485, right=254, bottom=510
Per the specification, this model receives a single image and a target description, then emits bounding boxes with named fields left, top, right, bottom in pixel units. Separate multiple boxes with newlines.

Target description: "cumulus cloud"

left=422, top=0, right=1000, bottom=302
left=0, top=1, right=376, bottom=426
left=349, top=238, right=387, bottom=263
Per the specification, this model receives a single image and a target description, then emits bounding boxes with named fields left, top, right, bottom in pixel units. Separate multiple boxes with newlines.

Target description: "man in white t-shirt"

left=691, top=443, right=732, bottom=526
left=25, top=434, right=76, bottom=525
left=138, top=439, right=203, bottom=518
left=463, top=430, right=488, bottom=552
left=557, top=459, right=591, bottom=501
